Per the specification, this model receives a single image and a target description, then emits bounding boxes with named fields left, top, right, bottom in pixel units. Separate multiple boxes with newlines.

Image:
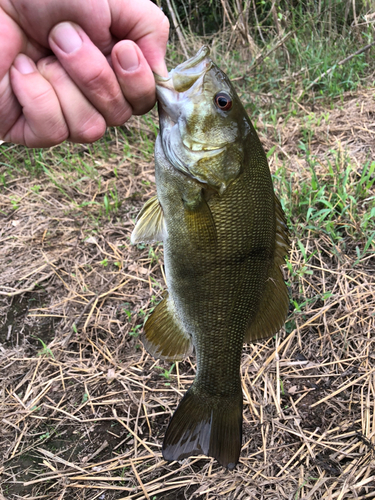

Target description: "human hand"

left=0, top=0, right=169, bottom=147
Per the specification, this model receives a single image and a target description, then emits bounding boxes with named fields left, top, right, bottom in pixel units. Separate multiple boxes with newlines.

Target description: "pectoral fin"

left=183, top=193, right=217, bottom=248
left=143, top=292, right=193, bottom=362
left=244, top=195, right=290, bottom=342
left=131, top=196, right=166, bottom=244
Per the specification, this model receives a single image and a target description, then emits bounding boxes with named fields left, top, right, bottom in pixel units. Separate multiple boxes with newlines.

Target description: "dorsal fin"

left=131, top=195, right=166, bottom=244
left=244, top=195, right=290, bottom=342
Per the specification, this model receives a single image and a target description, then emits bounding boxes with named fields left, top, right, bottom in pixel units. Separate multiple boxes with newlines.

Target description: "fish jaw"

left=155, top=48, right=212, bottom=140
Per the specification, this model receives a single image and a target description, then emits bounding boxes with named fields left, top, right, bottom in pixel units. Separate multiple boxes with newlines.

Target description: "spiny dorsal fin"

left=131, top=195, right=166, bottom=244
left=143, top=292, right=193, bottom=362
left=244, top=195, right=290, bottom=342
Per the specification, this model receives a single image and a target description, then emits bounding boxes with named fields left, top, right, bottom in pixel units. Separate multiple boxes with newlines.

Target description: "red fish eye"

left=214, top=92, right=232, bottom=111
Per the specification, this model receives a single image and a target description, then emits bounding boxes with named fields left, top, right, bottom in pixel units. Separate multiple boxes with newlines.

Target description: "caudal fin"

left=162, top=386, right=243, bottom=469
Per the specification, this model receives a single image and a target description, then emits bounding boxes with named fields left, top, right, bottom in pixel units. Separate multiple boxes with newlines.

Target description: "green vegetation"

left=32, top=337, right=55, bottom=359
left=273, top=152, right=375, bottom=248
left=161, top=0, right=374, bottom=108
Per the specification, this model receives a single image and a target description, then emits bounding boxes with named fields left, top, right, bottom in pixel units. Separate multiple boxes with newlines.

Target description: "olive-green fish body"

left=131, top=47, right=289, bottom=469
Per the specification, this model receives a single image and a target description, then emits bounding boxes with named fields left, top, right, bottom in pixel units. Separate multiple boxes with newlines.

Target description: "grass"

left=278, top=151, right=375, bottom=246
left=1, top=14, right=375, bottom=500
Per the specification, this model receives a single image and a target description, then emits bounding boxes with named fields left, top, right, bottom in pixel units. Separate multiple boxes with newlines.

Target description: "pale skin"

left=0, top=0, right=170, bottom=147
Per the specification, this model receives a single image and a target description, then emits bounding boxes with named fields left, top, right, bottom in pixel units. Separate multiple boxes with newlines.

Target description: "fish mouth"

left=182, top=137, right=226, bottom=152
left=154, top=46, right=212, bottom=113
left=155, top=46, right=211, bottom=93
left=155, top=46, right=219, bottom=153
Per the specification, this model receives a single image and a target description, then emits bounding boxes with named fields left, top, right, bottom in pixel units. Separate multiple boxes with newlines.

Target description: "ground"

left=0, top=72, right=374, bottom=498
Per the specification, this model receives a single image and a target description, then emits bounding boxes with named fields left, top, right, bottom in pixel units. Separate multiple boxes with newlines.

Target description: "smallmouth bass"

left=131, top=47, right=290, bottom=469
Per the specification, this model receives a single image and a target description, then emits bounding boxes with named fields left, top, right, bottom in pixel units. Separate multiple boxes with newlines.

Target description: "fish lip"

left=154, top=74, right=174, bottom=90
left=155, top=46, right=212, bottom=95
left=182, top=138, right=227, bottom=153
left=154, top=46, right=210, bottom=88
left=154, top=46, right=213, bottom=127
left=175, top=45, right=210, bottom=71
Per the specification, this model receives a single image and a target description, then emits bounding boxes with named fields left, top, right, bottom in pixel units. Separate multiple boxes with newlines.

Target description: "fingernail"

left=14, top=54, right=35, bottom=74
left=51, top=22, right=83, bottom=54
left=117, top=44, right=140, bottom=72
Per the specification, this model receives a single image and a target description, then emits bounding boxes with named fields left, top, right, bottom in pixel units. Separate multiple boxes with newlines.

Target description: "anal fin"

left=244, top=262, right=289, bottom=342
left=143, top=293, right=193, bottom=362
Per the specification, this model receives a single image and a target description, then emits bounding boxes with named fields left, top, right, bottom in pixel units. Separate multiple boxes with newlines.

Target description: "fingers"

left=112, top=40, right=156, bottom=115
left=3, top=20, right=159, bottom=147
left=0, top=0, right=170, bottom=147
left=48, top=21, right=161, bottom=121
left=0, top=5, right=49, bottom=142
left=38, top=56, right=106, bottom=143
left=5, top=53, right=107, bottom=146
left=49, top=22, right=132, bottom=126
left=6, top=54, right=69, bottom=147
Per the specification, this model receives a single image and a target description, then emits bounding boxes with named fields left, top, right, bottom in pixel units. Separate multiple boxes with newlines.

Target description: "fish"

left=131, top=46, right=290, bottom=469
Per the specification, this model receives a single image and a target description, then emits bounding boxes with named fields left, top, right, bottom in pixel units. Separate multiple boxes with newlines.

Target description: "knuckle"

left=79, top=66, right=128, bottom=121
left=28, top=128, right=69, bottom=148
left=76, top=120, right=106, bottom=143
left=80, top=65, right=109, bottom=93
left=106, top=106, right=132, bottom=127
left=69, top=109, right=107, bottom=143
left=160, top=13, right=170, bottom=33
left=41, top=123, right=69, bottom=145
left=152, top=5, right=170, bottom=31
left=31, top=86, right=56, bottom=107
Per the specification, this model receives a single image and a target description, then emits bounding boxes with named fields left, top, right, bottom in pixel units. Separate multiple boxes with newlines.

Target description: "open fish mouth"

left=155, top=46, right=211, bottom=93
left=154, top=46, right=212, bottom=114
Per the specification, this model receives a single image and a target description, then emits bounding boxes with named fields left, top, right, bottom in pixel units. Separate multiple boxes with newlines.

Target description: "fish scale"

left=131, top=46, right=290, bottom=469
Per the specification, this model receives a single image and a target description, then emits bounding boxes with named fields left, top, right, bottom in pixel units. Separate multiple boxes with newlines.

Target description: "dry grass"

left=0, top=83, right=374, bottom=499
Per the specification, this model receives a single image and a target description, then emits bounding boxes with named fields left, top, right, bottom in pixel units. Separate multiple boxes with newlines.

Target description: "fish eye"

left=214, top=92, right=232, bottom=111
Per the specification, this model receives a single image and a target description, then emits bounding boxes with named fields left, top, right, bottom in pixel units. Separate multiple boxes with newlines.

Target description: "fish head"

left=155, top=47, right=252, bottom=194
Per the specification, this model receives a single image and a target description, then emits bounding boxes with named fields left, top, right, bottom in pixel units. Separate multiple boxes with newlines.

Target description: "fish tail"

left=162, top=385, right=243, bottom=470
